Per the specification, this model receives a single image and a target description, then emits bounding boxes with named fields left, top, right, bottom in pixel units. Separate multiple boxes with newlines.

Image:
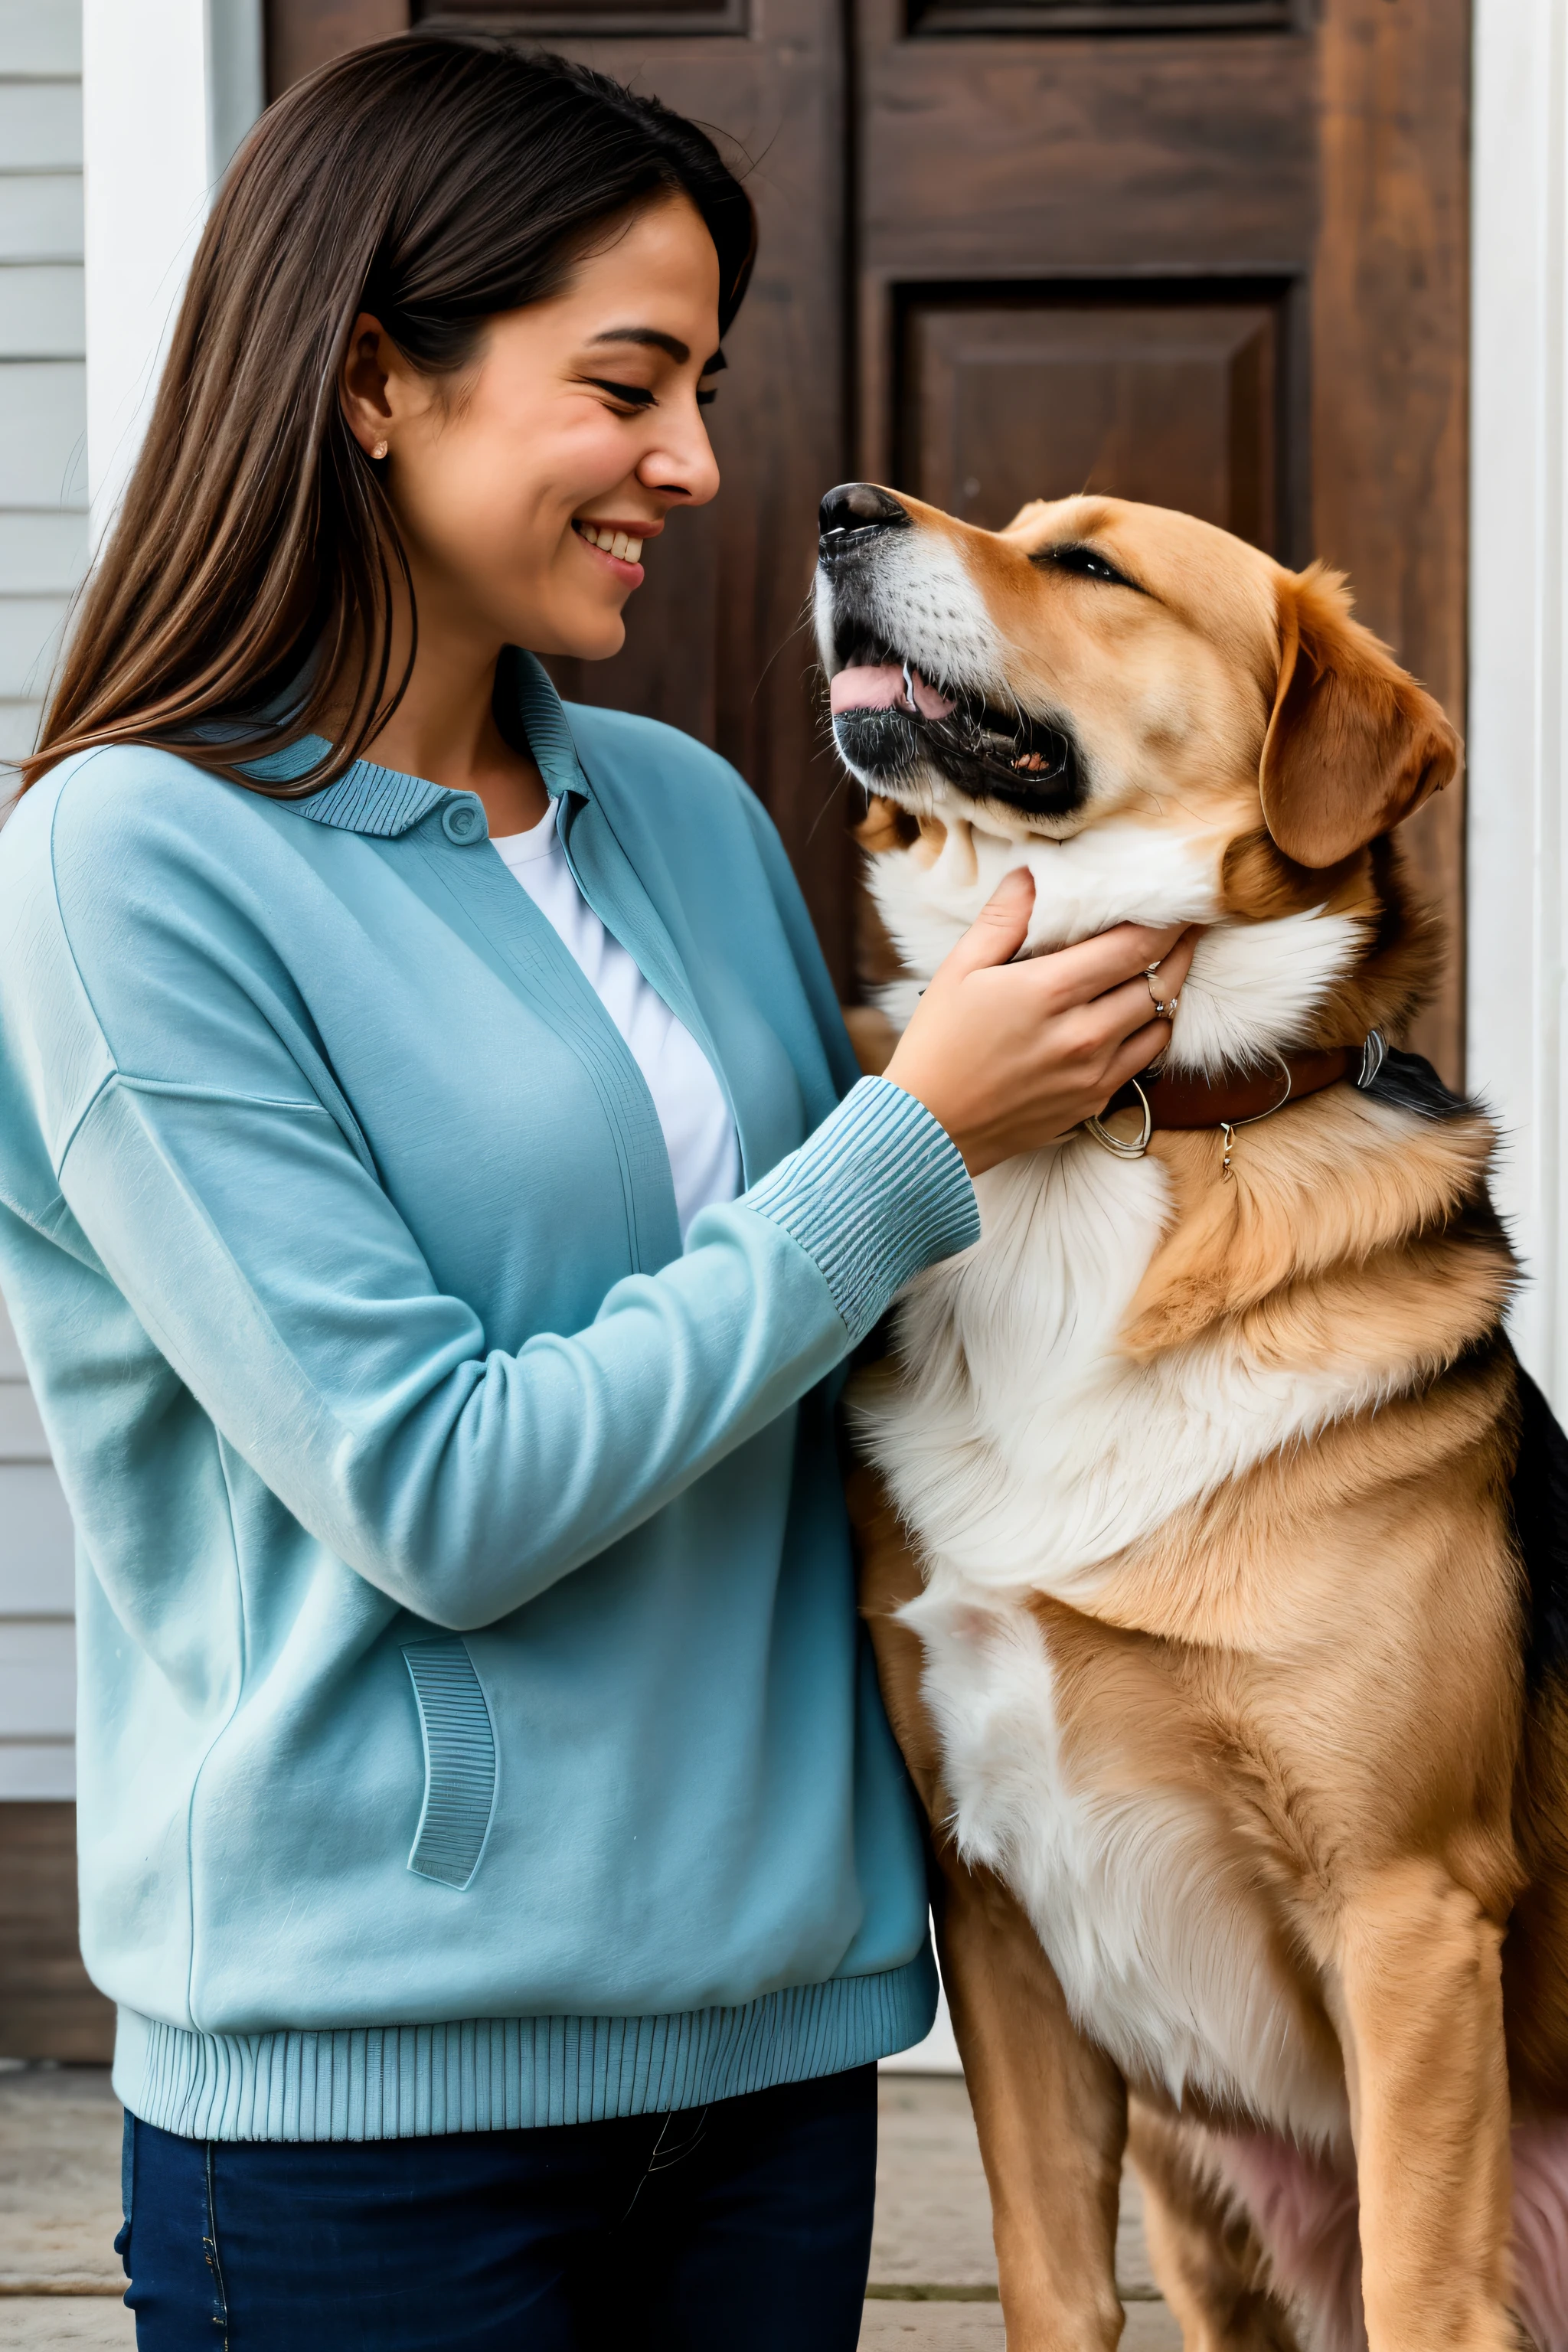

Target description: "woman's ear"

left=338, top=312, right=397, bottom=458
left=1259, top=563, right=1461, bottom=868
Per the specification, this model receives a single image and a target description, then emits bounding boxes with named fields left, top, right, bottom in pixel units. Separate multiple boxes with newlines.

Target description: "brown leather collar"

left=1142, top=1049, right=1354, bottom=1129
left=1115, top=1047, right=1354, bottom=1132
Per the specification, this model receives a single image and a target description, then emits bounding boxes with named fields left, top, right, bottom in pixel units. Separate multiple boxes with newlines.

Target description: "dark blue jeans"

left=116, top=2061, right=877, bottom=2350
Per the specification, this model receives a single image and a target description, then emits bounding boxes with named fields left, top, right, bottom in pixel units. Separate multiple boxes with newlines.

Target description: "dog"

left=816, top=480, right=1568, bottom=2352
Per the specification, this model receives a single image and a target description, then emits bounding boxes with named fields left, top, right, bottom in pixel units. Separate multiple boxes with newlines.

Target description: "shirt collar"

left=269, top=651, right=591, bottom=838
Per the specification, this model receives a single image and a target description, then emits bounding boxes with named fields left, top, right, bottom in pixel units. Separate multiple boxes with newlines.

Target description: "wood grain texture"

left=0, top=1805, right=113, bottom=2063
left=266, top=0, right=411, bottom=90
left=423, top=0, right=742, bottom=19
left=857, top=16, right=1318, bottom=279
left=906, top=296, right=1282, bottom=550
left=1311, top=0, right=1470, bottom=1081
left=854, top=15, right=1318, bottom=504
left=911, top=0, right=1292, bottom=28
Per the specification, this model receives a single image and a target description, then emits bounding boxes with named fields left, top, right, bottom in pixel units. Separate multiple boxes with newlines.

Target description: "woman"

left=0, top=34, right=1191, bottom=2350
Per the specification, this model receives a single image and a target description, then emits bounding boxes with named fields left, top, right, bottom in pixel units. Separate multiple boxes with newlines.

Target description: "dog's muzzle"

left=818, top=483, right=1083, bottom=818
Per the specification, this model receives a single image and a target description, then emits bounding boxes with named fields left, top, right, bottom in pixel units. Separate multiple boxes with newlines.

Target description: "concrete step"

left=861, top=2305, right=1182, bottom=2348
left=0, top=2301, right=132, bottom=2348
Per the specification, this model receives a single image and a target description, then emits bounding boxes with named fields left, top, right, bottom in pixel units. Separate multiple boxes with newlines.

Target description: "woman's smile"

left=570, top=514, right=657, bottom=582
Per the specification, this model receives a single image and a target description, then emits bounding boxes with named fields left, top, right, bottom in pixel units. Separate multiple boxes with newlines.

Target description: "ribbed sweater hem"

left=112, top=1945, right=939, bottom=2143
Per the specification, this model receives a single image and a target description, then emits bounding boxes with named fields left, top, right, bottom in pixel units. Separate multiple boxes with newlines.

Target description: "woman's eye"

left=697, top=381, right=719, bottom=410
left=583, top=377, right=655, bottom=412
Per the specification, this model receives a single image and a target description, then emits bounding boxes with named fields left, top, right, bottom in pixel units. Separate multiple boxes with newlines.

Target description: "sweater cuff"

left=740, top=1076, right=979, bottom=1342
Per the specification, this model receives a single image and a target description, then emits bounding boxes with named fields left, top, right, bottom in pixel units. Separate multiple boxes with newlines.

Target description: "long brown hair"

left=20, top=35, right=755, bottom=798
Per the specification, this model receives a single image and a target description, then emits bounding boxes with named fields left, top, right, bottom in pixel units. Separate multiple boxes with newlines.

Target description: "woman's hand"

left=883, top=870, right=1199, bottom=1176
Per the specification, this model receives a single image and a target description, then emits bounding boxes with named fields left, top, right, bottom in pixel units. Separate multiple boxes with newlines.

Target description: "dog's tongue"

left=830, top=663, right=956, bottom=720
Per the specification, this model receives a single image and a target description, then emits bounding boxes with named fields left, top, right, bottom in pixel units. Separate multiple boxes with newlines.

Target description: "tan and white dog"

left=817, top=482, right=1568, bottom=2352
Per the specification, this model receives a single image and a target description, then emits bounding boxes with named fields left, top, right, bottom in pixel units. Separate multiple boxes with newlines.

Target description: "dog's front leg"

left=936, top=1842, right=1129, bottom=2351
left=1334, top=1861, right=1514, bottom=2351
left=851, top=1464, right=1127, bottom=2350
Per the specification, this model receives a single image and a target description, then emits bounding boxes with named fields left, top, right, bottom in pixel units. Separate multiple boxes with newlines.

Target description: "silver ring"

left=1084, top=1078, right=1153, bottom=1160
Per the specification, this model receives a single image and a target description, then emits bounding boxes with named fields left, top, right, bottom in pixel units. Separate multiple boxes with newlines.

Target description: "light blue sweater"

left=0, top=653, right=978, bottom=2141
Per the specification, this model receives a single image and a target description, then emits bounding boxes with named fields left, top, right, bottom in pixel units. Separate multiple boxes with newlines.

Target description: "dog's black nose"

left=818, top=482, right=910, bottom=556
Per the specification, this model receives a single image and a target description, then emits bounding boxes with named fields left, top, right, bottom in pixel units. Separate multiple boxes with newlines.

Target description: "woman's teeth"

left=577, top=523, right=643, bottom=562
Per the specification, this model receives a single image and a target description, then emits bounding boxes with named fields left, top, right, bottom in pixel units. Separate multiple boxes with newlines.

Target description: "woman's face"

left=341, top=194, right=724, bottom=662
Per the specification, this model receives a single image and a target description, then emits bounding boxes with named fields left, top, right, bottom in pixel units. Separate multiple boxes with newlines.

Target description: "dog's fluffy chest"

left=854, top=1140, right=1362, bottom=2143
left=858, top=1135, right=1381, bottom=1599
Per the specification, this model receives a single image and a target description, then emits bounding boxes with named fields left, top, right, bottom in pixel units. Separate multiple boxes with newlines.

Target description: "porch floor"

left=0, top=2062, right=1181, bottom=2346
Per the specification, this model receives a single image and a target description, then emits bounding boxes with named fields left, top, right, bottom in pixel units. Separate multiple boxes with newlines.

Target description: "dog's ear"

left=1259, top=564, right=1460, bottom=867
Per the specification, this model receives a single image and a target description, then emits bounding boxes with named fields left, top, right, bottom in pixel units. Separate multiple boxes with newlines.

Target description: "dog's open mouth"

left=828, top=645, right=1082, bottom=817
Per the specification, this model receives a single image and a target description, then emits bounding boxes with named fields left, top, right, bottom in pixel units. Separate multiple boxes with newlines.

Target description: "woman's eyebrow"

left=587, top=326, right=691, bottom=363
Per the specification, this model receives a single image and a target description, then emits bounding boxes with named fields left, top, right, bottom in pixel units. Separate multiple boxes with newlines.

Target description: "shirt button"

left=441, top=796, right=485, bottom=844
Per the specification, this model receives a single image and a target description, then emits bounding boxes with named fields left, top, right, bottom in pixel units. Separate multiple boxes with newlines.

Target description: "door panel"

left=911, top=1, right=1293, bottom=28
left=905, top=292, right=1282, bottom=547
left=1309, top=0, right=1470, bottom=1070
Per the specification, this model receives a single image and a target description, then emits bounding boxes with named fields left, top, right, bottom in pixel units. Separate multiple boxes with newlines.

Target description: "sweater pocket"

left=402, top=1639, right=498, bottom=1890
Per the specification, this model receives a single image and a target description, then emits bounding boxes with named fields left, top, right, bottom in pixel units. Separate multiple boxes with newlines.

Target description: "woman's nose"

left=639, top=413, right=720, bottom=509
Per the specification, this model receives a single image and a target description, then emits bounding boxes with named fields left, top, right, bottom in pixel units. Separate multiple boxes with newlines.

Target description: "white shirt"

left=492, top=802, right=741, bottom=1241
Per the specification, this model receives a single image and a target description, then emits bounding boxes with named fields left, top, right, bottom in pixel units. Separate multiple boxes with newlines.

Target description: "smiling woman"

left=0, top=31, right=1194, bottom=2352
left=328, top=191, right=726, bottom=834
left=21, top=38, right=751, bottom=813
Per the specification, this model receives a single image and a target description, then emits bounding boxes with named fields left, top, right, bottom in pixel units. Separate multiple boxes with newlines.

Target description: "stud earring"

left=371, top=439, right=389, bottom=459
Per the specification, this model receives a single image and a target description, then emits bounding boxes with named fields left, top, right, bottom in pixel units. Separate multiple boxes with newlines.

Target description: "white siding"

left=0, top=0, right=83, bottom=767
left=0, top=1295, right=74, bottom=1797
left=0, top=0, right=83, bottom=1797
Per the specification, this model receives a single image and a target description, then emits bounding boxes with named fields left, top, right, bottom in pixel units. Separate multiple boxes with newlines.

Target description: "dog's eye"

left=1035, top=544, right=1138, bottom=590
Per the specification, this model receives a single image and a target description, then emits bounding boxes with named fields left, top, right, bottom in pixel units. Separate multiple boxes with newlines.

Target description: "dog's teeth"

left=625, top=537, right=642, bottom=563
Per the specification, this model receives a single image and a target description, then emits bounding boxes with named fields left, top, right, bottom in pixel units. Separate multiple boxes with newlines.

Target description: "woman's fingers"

left=1089, top=971, right=1181, bottom=1052
left=939, top=869, right=1037, bottom=981
left=935, top=888, right=1200, bottom=1004
left=1029, top=912, right=1189, bottom=1006
left=882, top=899, right=1206, bottom=1177
left=1100, top=1020, right=1174, bottom=1099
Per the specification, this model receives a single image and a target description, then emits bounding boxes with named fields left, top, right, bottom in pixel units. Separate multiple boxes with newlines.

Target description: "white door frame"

left=1468, top=0, right=1568, bottom=1408
left=81, top=0, right=262, bottom=548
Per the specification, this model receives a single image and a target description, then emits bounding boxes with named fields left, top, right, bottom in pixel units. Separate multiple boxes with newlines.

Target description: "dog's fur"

left=818, top=489, right=1568, bottom=2352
